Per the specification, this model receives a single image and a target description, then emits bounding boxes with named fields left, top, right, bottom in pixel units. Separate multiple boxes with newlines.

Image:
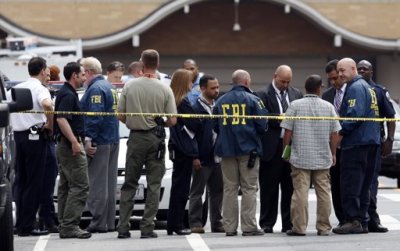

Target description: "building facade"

left=1, top=0, right=400, bottom=98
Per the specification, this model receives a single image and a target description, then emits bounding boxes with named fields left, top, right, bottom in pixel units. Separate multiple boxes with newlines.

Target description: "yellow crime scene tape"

left=18, top=110, right=400, bottom=122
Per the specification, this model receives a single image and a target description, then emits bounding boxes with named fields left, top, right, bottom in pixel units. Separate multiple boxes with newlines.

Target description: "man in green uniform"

left=116, top=49, right=177, bottom=239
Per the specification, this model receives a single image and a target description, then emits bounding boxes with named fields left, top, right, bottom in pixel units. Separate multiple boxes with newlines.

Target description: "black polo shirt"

left=55, top=82, right=85, bottom=138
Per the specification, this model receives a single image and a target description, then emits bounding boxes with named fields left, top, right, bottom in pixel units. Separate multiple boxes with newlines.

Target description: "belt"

left=130, top=128, right=155, bottom=133
left=57, top=135, right=83, bottom=143
left=14, top=128, right=45, bottom=134
left=14, top=129, right=31, bottom=134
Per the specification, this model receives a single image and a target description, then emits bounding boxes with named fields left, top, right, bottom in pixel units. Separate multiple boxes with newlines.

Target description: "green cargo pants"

left=117, top=131, right=165, bottom=234
left=56, top=139, right=89, bottom=233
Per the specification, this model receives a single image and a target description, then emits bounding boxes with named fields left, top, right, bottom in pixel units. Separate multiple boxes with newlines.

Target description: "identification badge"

left=29, top=134, right=40, bottom=141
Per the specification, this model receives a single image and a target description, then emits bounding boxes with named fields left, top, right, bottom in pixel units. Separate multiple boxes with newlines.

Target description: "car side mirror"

left=8, top=88, right=33, bottom=113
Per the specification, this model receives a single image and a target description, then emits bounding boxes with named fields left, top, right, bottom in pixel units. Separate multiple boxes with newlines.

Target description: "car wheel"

left=0, top=180, right=14, bottom=251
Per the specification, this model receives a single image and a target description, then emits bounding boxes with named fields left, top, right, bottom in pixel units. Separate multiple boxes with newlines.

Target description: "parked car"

left=0, top=75, right=32, bottom=251
left=380, top=100, right=400, bottom=188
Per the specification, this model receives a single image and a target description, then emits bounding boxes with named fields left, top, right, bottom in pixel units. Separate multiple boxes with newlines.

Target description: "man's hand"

left=338, top=135, right=343, bottom=146
left=84, top=140, right=97, bottom=157
left=193, top=158, right=201, bottom=171
left=332, top=155, right=336, bottom=167
left=71, top=141, right=82, bottom=156
left=382, top=140, right=393, bottom=157
left=43, top=123, right=53, bottom=136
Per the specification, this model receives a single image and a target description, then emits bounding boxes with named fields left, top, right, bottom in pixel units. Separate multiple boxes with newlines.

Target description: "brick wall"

left=88, top=1, right=378, bottom=62
left=85, top=1, right=390, bottom=92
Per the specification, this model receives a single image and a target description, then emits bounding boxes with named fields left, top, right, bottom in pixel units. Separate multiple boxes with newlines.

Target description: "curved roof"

left=0, top=0, right=400, bottom=50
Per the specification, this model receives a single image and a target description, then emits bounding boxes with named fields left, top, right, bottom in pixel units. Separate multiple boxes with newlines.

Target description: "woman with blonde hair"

left=167, top=69, right=201, bottom=235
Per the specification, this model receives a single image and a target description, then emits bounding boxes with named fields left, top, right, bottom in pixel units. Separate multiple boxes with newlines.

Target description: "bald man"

left=256, top=65, right=303, bottom=233
left=357, top=60, right=395, bottom=233
left=333, top=58, right=380, bottom=235
left=214, top=69, right=268, bottom=236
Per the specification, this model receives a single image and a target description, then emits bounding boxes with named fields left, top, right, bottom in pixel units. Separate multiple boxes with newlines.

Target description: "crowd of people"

left=7, top=48, right=395, bottom=240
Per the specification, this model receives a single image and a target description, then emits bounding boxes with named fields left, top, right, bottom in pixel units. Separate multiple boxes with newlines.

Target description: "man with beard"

left=55, top=62, right=91, bottom=239
left=189, top=74, right=224, bottom=234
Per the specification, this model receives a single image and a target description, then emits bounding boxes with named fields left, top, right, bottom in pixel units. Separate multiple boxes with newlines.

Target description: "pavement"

left=14, top=176, right=400, bottom=251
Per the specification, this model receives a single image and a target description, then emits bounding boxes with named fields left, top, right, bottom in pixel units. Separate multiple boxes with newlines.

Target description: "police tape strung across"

left=18, top=110, right=400, bottom=122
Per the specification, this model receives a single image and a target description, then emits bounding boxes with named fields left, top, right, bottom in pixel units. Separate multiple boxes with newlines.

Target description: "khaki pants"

left=221, top=156, right=259, bottom=233
left=290, top=166, right=331, bottom=234
left=56, top=139, right=89, bottom=233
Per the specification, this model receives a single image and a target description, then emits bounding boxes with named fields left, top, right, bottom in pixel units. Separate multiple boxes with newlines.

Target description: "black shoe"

left=211, top=223, right=225, bottom=233
left=332, top=220, right=363, bottom=234
left=45, top=225, right=59, bottom=234
left=226, top=231, right=238, bottom=236
left=86, top=227, right=107, bottom=233
left=286, top=230, right=306, bottom=236
left=362, top=225, right=368, bottom=233
left=117, top=231, right=131, bottom=239
left=31, top=228, right=49, bottom=236
left=242, top=229, right=264, bottom=236
left=18, top=228, right=49, bottom=237
left=141, top=231, right=158, bottom=239
left=167, top=228, right=191, bottom=235
left=369, top=223, right=388, bottom=233
left=262, top=226, right=273, bottom=233
left=38, top=219, right=58, bottom=233
left=281, top=227, right=291, bottom=233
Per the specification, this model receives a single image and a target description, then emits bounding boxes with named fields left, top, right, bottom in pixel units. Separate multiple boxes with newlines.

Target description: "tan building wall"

left=305, top=0, right=400, bottom=39
left=2, top=1, right=400, bottom=99
left=87, top=1, right=384, bottom=91
left=0, top=0, right=168, bottom=39
left=1, top=0, right=400, bottom=39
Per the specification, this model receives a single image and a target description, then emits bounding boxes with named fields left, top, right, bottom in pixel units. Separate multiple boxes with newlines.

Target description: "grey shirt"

left=281, top=94, right=341, bottom=170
